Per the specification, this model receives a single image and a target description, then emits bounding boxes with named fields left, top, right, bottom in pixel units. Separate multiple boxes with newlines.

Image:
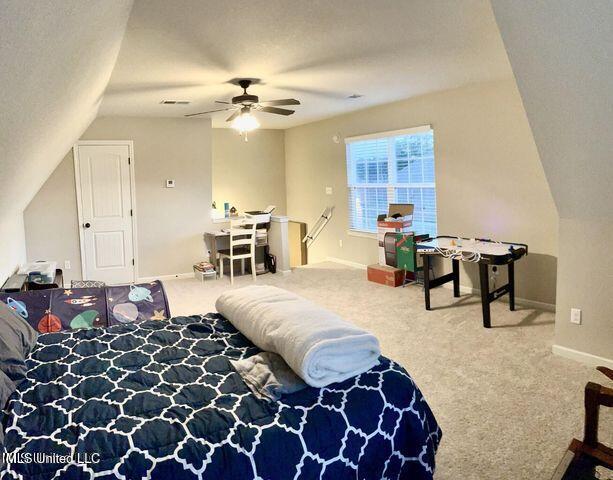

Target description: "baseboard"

left=552, top=344, right=613, bottom=369
left=442, top=283, right=556, bottom=312
left=325, top=257, right=368, bottom=270
left=137, top=272, right=194, bottom=283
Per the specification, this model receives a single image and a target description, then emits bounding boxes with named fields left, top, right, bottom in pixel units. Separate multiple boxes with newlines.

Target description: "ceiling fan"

left=184, top=79, right=300, bottom=133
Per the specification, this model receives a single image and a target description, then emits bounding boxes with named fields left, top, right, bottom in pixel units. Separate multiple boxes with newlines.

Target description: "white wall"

left=25, top=117, right=213, bottom=282
left=285, top=79, right=558, bottom=305
left=492, top=0, right=613, bottom=362
left=212, top=129, right=286, bottom=215
left=24, top=156, right=83, bottom=284
left=0, top=213, right=26, bottom=283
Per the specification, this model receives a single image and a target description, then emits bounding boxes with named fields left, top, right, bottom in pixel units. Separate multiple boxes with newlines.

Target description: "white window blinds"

left=345, top=126, right=437, bottom=236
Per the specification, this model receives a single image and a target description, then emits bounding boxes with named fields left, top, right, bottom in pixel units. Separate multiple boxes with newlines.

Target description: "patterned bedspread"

left=1, top=314, right=441, bottom=480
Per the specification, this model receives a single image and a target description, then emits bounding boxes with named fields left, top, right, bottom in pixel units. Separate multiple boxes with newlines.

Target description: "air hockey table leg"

left=508, top=261, right=515, bottom=311
left=423, top=254, right=431, bottom=310
left=479, top=263, right=491, bottom=328
left=452, top=259, right=460, bottom=297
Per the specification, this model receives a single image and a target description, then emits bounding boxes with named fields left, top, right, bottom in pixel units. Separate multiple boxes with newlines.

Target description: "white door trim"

left=73, top=140, right=138, bottom=283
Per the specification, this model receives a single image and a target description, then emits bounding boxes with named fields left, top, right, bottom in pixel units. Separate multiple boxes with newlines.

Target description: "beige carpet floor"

left=164, top=262, right=611, bottom=480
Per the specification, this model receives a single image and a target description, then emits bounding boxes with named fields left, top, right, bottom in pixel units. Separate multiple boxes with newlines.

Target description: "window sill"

left=347, top=230, right=377, bottom=239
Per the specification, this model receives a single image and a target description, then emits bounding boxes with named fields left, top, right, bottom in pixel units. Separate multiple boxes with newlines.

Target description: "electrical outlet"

left=64, top=260, right=71, bottom=270
left=570, top=308, right=582, bottom=325
left=325, top=186, right=333, bottom=195
left=339, top=239, right=343, bottom=248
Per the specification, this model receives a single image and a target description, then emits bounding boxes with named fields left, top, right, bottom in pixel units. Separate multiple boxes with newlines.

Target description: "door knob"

left=83, top=222, right=91, bottom=229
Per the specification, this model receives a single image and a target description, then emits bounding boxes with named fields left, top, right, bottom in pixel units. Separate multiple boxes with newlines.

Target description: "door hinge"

left=128, top=157, right=131, bottom=165
left=132, top=259, right=135, bottom=266
left=130, top=209, right=133, bottom=217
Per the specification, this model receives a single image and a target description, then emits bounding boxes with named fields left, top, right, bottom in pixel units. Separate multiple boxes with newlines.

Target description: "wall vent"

left=160, top=100, right=190, bottom=105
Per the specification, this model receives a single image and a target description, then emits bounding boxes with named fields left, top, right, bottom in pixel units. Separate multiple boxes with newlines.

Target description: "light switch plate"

left=325, top=186, right=333, bottom=195
left=166, top=179, right=175, bottom=188
left=570, top=308, right=582, bottom=325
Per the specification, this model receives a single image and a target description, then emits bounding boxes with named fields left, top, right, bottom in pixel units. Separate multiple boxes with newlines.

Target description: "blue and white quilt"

left=1, top=314, right=441, bottom=480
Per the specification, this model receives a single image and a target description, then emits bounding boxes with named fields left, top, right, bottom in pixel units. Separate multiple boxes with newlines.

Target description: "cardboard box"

left=367, top=264, right=405, bottom=287
left=388, top=203, right=414, bottom=218
left=376, top=220, right=413, bottom=230
left=396, top=233, right=429, bottom=271
left=376, top=203, right=415, bottom=266
left=377, top=221, right=413, bottom=266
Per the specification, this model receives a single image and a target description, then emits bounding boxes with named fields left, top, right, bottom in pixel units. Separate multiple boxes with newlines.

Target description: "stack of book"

left=193, top=262, right=216, bottom=277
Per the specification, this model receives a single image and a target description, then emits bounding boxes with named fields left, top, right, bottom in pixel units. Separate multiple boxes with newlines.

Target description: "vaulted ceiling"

left=0, top=0, right=133, bottom=217
left=100, top=0, right=513, bottom=128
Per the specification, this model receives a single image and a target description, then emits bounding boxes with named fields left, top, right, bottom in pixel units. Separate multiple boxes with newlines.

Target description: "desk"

left=203, top=215, right=290, bottom=275
left=203, top=229, right=269, bottom=274
left=416, top=236, right=528, bottom=328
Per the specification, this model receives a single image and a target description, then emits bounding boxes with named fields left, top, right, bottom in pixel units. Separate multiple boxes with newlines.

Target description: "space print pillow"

left=0, top=281, right=171, bottom=334
left=0, top=291, right=52, bottom=334
left=47, top=287, right=107, bottom=331
left=106, top=280, right=170, bottom=326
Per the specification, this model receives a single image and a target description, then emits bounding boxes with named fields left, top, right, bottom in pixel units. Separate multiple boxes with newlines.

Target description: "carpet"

left=163, top=262, right=612, bottom=480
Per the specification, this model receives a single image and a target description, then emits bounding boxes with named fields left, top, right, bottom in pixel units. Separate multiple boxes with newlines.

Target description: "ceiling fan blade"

left=258, top=99, right=300, bottom=106
left=260, top=106, right=295, bottom=116
left=215, top=100, right=232, bottom=104
left=226, top=110, right=240, bottom=122
left=184, top=107, right=234, bottom=118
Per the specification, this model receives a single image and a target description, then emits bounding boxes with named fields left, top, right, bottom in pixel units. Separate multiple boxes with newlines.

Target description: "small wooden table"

left=551, top=367, right=613, bottom=479
left=551, top=439, right=612, bottom=480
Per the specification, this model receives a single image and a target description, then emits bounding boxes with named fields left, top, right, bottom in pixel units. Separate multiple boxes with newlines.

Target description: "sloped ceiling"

left=100, top=0, right=513, bottom=128
left=0, top=0, right=133, bottom=219
left=491, top=0, right=613, bottom=219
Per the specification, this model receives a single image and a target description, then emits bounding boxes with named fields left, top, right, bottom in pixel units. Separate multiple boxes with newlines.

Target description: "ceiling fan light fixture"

left=231, top=111, right=260, bottom=133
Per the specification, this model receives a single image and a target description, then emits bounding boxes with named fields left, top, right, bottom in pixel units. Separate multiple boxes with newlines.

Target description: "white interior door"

left=75, top=143, right=136, bottom=284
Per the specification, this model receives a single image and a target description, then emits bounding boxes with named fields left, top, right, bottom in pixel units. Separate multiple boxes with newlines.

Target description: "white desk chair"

left=218, top=218, right=257, bottom=284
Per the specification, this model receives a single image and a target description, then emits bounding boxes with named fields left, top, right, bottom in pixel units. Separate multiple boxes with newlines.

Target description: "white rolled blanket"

left=216, top=285, right=381, bottom=388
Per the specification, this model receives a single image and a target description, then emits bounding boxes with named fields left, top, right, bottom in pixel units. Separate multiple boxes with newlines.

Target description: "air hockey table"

left=416, top=236, right=528, bottom=328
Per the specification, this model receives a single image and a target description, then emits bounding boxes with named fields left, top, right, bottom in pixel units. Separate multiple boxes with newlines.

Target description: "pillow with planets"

left=0, top=291, right=52, bottom=334
left=48, top=288, right=107, bottom=332
left=0, top=281, right=171, bottom=334
left=106, top=281, right=170, bottom=326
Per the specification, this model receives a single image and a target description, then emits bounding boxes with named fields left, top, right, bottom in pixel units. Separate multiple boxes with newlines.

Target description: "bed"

left=1, top=313, right=441, bottom=479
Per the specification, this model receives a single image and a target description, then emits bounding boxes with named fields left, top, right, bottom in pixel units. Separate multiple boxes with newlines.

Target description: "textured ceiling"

left=100, top=0, right=513, bottom=128
left=0, top=0, right=133, bottom=216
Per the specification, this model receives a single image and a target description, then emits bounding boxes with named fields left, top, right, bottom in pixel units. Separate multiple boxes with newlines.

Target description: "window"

left=346, top=126, right=437, bottom=236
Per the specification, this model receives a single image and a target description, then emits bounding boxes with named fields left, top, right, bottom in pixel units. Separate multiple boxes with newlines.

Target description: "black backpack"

left=265, top=253, right=277, bottom=274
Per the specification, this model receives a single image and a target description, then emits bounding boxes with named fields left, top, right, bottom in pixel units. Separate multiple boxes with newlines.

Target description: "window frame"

left=345, top=125, right=436, bottom=235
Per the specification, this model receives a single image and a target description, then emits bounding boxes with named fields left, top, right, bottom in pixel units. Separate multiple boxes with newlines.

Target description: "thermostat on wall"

left=166, top=179, right=175, bottom=188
